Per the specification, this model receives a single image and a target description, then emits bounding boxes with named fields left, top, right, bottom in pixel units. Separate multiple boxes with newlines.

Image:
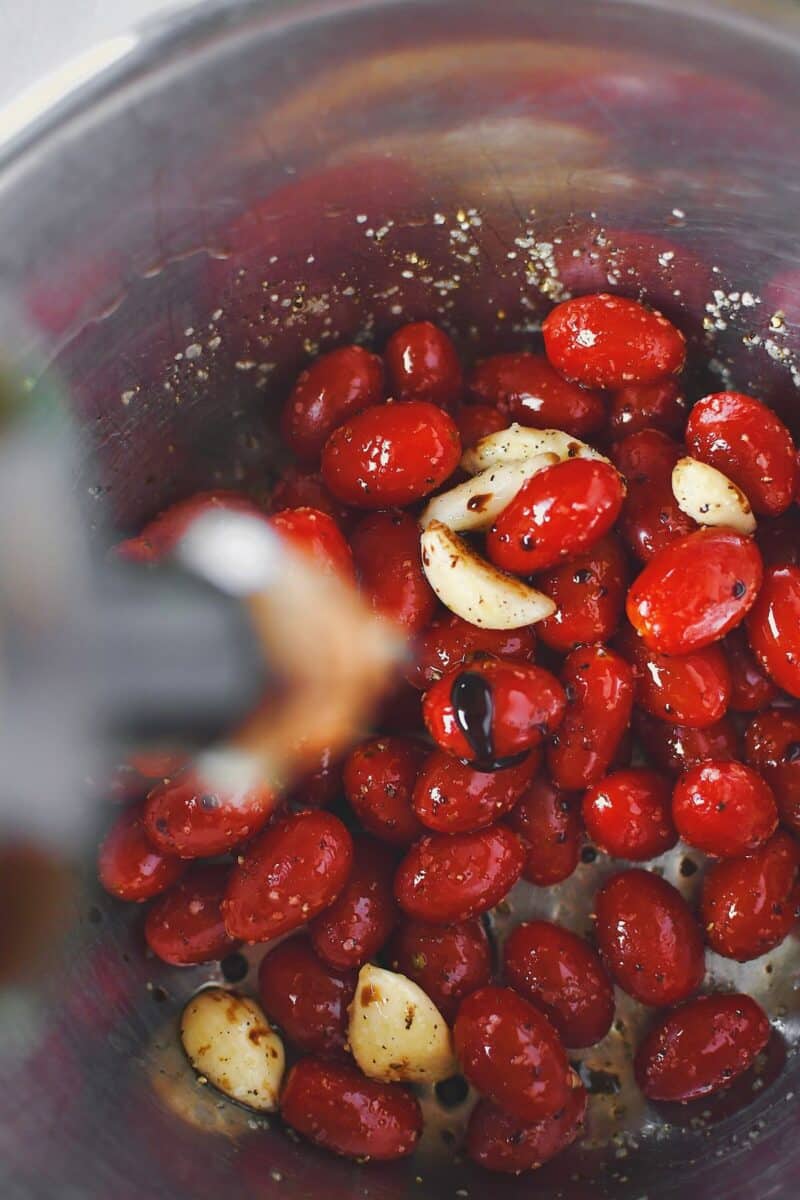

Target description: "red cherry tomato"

left=543, top=294, right=686, bottom=389
left=98, top=803, right=184, bottom=902
left=455, top=403, right=506, bottom=449
left=612, top=428, right=696, bottom=562
left=616, top=623, right=731, bottom=729
left=535, top=534, right=628, bottom=653
left=321, top=400, right=461, bottom=507
left=633, top=710, right=741, bottom=775
left=343, top=736, right=427, bottom=846
left=547, top=645, right=633, bottom=790
left=385, top=321, right=462, bottom=409
left=412, top=748, right=538, bottom=834
left=582, top=768, right=677, bottom=861
left=269, top=506, right=355, bottom=578
left=422, top=658, right=565, bottom=767
left=349, top=509, right=436, bottom=633
left=385, top=917, right=491, bottom=1023
left=144, top=864, right=237, bottom=966
left=594, top=869, right=705, bottom=1006
left=394, top=825, right=525, bottom=924
left=746, top=565, right=800, bottom=698
left=267, top=465, right=353, bottom=528
left=257, top=937, right=355, bottom=1058
left=626, top=528, right=763, bottom=656
left=672, top=762, right=778, bottom=858
left=503, top=920, right=615, bottom=1048
left=280, top=1057, right=422, bottom=1161
left=744, top=709, right=800, bottom=835
left=282, top=743, right=344, bottom=812
left=222, top=811, right=353, bottom=942
left=465, top=1086, right=586, bottom=1174
left=685, top=391, right=798, bottom=517
left=508, top=778, right=581, bottom=886
left=723, top=627, right=778, bottom=712
left=454, top=985, right=574, bottom=1122
left=609, top=378, right=688, bottom=440
left=486, top=459, right=625, bottom=575
left=143, top=769, right=275, bottom=859
left=700, top=831, right=800, bottom=961
left=467, top=352, right=606, bottom=437
left=116, top=491, right=268, bottom=564
left=406, top=610, right=535, bottom=690
left=756, top=508, right=800, bottom=568
left=635, top=993, right=771, bottom=1102
left=309, top=837, right=398, bottom=970
left=280, top=344, right=384, bottom=463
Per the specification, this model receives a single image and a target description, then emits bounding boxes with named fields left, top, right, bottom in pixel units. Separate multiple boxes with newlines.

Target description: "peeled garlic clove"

left=420, top=453, right=558, bottom=532
left=420, top=520, right=556, bottom=629
left=349, top=963, right=457, bottom=1084
left=672, top=456, right=756, bottom=535
left=461, top=423, right=609, bottom=474
left=180, top=988, right=284, bottom=1111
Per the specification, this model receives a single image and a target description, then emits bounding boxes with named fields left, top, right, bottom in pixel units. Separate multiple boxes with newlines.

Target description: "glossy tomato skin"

left=222, top=811, right=353, bottom=942
left=503, top=920, right=615, bottom=1048
left=281, top=344, right=384, bottom=463
left=465, top=1087, right=586, bottom=1174
left=672, top=762, right=778, bottom=858
left=385, top=321, right=462, bottom=409
left=609, top=378, right=688, bottom=440
left=258, top=937, right=356, bottom=1058
left=486, top=459, right=625, bottom=575
left=455, top=403, right=506, bottom=449
left=309, top=837, right=398, bottom=970
left=612, top=428, right=696, bottom=562
left=723, top=627, right=778, bottom=712
left=616, top=623, right=731, bottom=729
left=547, top=645, right=634, bottom=790
left=384, top=917, right=491, bottom=1023
left=543, top=294, right=686, bottom=389
left=535, top=534, right=628, bottom=653
left=116, top=492, right=267, bottom=564
left=467, top=352, right=606, bottom=437
left=321, top=400, right=461, bottom=508
left=582, top=768, right=677, bottom=861
left=594, top=869, right=705, bottom=1006
left=144, top=864, right=238, bottom=966
left=270, top=506, right=355, bottom=578
left=700, top=831, right=800, bottom=961
left=746, top=566, right=800, bottom=697
left=343, top=736, right=427, bottom=846
left=407, top=611, right=535, bottom=691
left=508, top=778, right=581, bottom=886
left=283, top=743, right=344, bottom=812
left=744, top=709, right=800, bottom=834
left=394, top=825, right=525, bottom=924
left=143, top=770, right=275, bottom=859
left=685, top=391, right=797, bottom=517
left=635, top=993, right=771, bottom=1102
left=412, top=748, right=538, bottom=834
left=454, top=986, right=574, bottom=1122
left=626, top=528, right=763, bottom=656
left=280, top=1057, right=422, bottom=1161
left=422, top=659, right=566, bottom=764
left=633, top=710, right=741, bottom=775
left=267, top=466, right=353, bottom=529
left=98, top=804, right=184, bottom=902
left=349, top=510, right=436, bottom=633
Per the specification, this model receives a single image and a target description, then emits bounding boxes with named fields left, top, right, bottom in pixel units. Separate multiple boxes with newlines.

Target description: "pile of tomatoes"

left=101, top=294, right=800, bottom=1173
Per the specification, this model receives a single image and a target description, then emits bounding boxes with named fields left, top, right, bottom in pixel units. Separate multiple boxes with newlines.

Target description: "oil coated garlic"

left=420, top=520, right=556, bottom=629
left=348, top=964, right=457, bottom=1084
left=420, top=453, right=558, bottom=532
left=461, top=423, right=609, bottom=474
left=180, top=988, right=284, bottom=1111
left=672, top=456, right=756, bottom=535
